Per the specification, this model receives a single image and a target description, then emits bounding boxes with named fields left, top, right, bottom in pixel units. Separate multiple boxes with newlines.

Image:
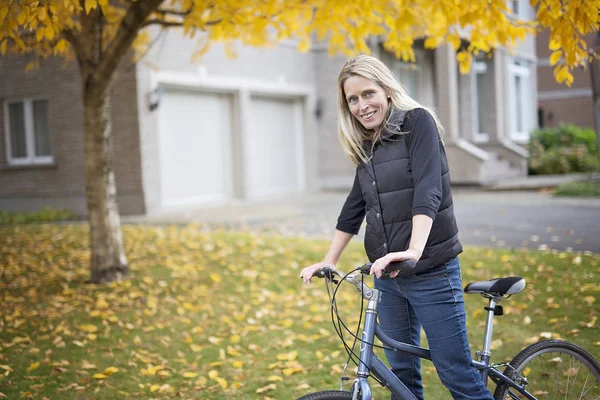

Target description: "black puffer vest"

left=357, top=108, right=462, bottom=276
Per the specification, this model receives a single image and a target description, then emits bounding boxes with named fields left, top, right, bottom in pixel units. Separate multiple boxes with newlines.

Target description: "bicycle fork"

left=351, top=290, right=379, bottom=400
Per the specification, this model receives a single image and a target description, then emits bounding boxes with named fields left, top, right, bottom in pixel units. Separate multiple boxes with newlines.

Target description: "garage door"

left=157, top=88, right=232, bottom=207
left=244, top=96, right=304, bottom=198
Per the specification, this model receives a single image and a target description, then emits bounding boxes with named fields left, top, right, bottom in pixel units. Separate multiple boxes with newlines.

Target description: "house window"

left=3, top=98, right=52, bottom=165
left=508, top=61, right=533, bottom=142
left=510, top=0, right=529, bottom=20
left=472, top=60, right=489, bottom=142
left=396, top=62, right=421, bottom=102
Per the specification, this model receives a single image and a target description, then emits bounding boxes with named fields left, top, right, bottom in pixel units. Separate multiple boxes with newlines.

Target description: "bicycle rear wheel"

left=493, top=339, right=600, bottom=399
left=297, top=390, right=353, bottom=400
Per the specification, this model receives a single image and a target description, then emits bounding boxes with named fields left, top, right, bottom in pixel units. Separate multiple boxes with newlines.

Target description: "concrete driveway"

left=125, top=190, right=600, bottom=253
left=452, top=190, right=600, bottom=252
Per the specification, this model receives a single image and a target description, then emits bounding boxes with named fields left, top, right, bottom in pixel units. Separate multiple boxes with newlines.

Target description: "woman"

left=300, top=55, right=493, bottom=400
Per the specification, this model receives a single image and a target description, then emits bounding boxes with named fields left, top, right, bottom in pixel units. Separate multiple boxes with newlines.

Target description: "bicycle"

left=298, top=260, right=600, bottom=400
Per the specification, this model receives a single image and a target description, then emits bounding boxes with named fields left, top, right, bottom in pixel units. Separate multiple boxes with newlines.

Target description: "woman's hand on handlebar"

left=300, top=261, right=334, bottom=284
left=370, top=250, right=421, bottom=279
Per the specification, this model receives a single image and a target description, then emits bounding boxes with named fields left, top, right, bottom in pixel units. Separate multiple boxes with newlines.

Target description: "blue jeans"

left=374, top=256, right=493, bottom=400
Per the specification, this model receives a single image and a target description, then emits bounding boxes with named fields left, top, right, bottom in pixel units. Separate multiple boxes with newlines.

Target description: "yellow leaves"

left=583, top=296, right=595, bottom=306
left=208, top=370, right=228, bottom=389
left=554, top=64, right=574, bottom=86
left=149, top=384, right=173, bottom=393
left=190, top=344, right=202, bottom=352
left=208, top=336, right=222, bottom=345
left=280, top=319, right=294, bottom=328
left=208, top=370, right=219, bottom=379
left=26, top=362, right=40, bottom=372
left=2, top=226, right=599, bottom=398
left=282, top=366, right=303, bottom=376
left=17, top=10, right=27, bottom=25
left=141, top=365, right=165, bottom=376
left=580, top=315, right=597, bottom=328
left=297, top=37, right=311, bottom=53
left=84, top=0, right=97, bottom=14
left=456, top=51, right=473, bottom=74
left=78, top=324, right=98, bottom=333
left=549, top=50, right=562, bottom=66
left=209, top=273, right=222, bottom=283
left=44, top=25, right=55, bottom=41
left=103, top=366, right=119, bottom=375
left=424, top=37, right=440, bottom=49
left=447, top=32, right=461, bottom=51
left=37, top=7, right=47, bottom=21
left=227, top=346, right=241, bottom=357
left=256, top=383, right=277, bottom=393
left=318, top=328, right=331, bottom=337
left=81, top=361, right=97, bottom=370
left=95, top=298, right=109, bottom=309
left=93, top=373, right=107, bottom=379
left=276, top=350, right=298, bottom=361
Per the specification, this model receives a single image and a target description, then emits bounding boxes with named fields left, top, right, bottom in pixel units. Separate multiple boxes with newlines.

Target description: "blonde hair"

left=337, top=55, right=445, bottom=165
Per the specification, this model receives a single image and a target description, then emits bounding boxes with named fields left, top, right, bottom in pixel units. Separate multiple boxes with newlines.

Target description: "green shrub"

left=0, top=207, right=77, bottom=226
left=555, top=180, right=600, bottom=197
left=529, top=124, right=600, bottom=175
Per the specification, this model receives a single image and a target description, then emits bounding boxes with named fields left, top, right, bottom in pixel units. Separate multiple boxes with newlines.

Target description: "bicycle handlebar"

left=313, top=260, right=418, bottom=297
left=358, top=259, right=417, bottom=276
left=314, top=259, right=417, bottom=280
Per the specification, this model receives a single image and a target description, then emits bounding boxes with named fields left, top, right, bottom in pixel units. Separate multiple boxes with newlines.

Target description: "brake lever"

left=317, top=267, right=339, bottom=284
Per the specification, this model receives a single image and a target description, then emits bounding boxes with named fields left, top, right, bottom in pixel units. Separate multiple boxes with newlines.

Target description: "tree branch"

left=141, top=19, right=184, bottom=28
left=155, top=8, right=192, bottom=17
left=93, top=0, right=163, bottom=94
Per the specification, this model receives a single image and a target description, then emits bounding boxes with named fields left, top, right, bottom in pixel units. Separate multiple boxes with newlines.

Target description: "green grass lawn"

left=0, top=224, right=598, bottom=399
left=555, top=180, right=600, bottom=197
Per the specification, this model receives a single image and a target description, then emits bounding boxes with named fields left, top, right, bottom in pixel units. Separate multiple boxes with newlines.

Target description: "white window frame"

left=508, top=62, right=533, bottom=143
left=471, top=60, right=489, bottom=143
left=396, top=61, right=422, bottom=102
left=3, top=98, right=53, bottom=166
left=509, top=0, right=529, bottom=20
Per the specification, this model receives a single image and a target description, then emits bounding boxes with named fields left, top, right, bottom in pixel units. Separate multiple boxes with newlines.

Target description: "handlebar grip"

left=359, top=259, right=418, bottom=276
left=385, top=259, right=417, bottom=274
left=313, top=267, right=338, bottom=283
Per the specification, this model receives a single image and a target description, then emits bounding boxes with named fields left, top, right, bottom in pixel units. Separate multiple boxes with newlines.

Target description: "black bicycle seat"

left=464, top=277, right=526, bottom=296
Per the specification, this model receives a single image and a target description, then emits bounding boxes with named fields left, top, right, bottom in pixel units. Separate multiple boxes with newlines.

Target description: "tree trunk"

left=83, top=80, right=128, bottom=284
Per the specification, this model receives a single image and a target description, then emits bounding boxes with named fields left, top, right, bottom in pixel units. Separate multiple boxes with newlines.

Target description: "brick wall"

left=0, top=54, right=145, bottom=215
left=537, top=29, right=598, bottom=129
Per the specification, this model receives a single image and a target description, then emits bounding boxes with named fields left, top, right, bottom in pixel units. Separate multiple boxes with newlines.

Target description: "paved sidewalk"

left=484, top=173, right=591, bottom=191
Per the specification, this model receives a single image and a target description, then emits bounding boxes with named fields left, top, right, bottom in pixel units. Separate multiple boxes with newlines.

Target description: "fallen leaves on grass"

left=0, top=225, right=598, bottom=399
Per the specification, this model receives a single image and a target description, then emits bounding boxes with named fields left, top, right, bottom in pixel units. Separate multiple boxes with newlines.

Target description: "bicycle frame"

left=350, top=286, right=538, bottom=400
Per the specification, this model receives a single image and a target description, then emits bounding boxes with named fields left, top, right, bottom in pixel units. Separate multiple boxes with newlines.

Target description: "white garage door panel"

left=245, top=97, right=303, bottom=198
left=158, top=89, right=231, bottom=206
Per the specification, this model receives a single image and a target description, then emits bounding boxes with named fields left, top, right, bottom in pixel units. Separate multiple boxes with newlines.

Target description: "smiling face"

left=343, top=75, right=390, bottom=131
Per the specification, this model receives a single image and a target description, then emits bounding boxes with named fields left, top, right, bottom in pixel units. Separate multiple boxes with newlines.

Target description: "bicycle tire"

left=493, top=339, right=600, bottom=399
left=297, top=390, right=353, bottom=400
